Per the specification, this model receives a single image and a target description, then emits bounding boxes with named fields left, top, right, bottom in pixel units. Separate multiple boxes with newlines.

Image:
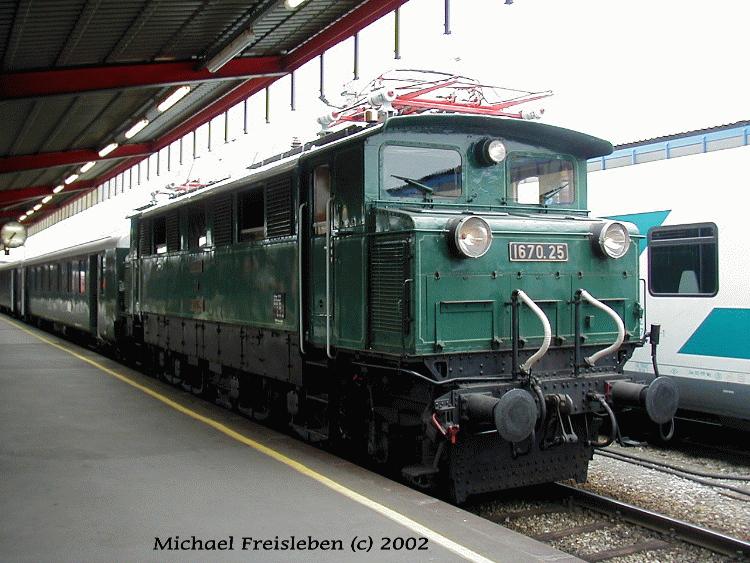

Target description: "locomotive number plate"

left=509, top=242, right=568, bottom=262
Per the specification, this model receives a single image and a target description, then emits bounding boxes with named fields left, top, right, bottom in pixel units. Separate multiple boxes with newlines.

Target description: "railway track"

left=473, top=483, right=750, bottom=562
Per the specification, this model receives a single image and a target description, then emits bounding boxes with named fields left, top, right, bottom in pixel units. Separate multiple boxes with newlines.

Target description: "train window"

left=382, top=146, right=461, bottom=199
left=238, top=186, right=265, bottom=242
left=313, top=165, right=331, bottom=235
left=508, top=155, right=575, bottom=206
left=153, top=216, right=167, bottom=254
left=72, top=262, right=79, bottom=294
left=187, top=206, right=207, bottom=249
left=648, top=223, right=718, bottom=297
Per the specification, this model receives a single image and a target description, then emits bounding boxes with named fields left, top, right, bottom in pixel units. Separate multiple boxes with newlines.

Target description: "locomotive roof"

left=132, top=114, right=613, bottom=219
left=381, top=114, right=614, bottom=159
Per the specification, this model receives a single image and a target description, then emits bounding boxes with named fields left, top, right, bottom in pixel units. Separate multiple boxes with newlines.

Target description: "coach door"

left=89, top=255, right=98, bottom=336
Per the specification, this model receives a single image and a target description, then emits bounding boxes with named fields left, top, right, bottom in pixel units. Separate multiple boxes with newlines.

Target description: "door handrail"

left=297, top=202, right=307, bottom=355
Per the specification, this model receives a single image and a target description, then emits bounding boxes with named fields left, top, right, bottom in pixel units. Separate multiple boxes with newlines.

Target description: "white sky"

left=5, top=0, right=748, bottom=260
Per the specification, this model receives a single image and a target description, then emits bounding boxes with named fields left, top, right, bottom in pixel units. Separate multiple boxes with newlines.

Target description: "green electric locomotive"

left=123, top=113, right=676, bottom=502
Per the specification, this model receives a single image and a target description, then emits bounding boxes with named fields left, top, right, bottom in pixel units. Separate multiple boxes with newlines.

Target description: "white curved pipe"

left=579, top=289, right=625, bottom=366
left=516, top=290, right=552, bottom=374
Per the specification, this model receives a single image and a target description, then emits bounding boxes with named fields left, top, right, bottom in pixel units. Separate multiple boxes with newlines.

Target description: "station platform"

left=0, top=314, right=577, bottom=562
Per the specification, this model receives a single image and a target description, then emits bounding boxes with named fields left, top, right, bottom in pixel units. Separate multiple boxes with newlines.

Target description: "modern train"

left=588, top=122, right=750, bottom=434
left=0, top=114, right=679, bottom=502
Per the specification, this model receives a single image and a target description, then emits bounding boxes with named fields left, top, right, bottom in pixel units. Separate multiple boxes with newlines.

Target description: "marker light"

left=42, top=195, right=52, bottom=204
left=33, top=204, right=42, bottom=211
left=447, top=216, right=493, bottom=258
left=592, top=221, right=631, bottom=259
left=65, top=174, right=79, bottom=184
left=284, top=0, right=309, bottom=9
left=475, top=138, right=506, bottom=165
left=158, top=86, right=191, bottom=112
left=81, top=161, right=96, bottom=173
left=125, top=119, right=149, bottom=139
left=98, top=143, right=118, bottom=157
left=53, top=185, right=64, bottom=193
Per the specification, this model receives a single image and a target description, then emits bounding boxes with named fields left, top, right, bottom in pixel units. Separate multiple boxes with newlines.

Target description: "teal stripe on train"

left=679, top=308, right=750, bottom=360
left=605, top=210, right=671, bottom=254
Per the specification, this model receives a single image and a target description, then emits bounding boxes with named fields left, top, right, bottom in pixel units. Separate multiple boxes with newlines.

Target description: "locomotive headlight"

left=447, top=216, right=493, bottom=258
left=592, top=221, right=631, bottom=259
left=475, top=138, right=507, bottom=165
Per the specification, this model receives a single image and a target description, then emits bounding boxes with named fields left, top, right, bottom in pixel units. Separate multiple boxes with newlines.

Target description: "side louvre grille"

left=212, top=194, right=233, bottom=246
left=166, top=212, right=180, bottom=252
left=369, top=237, right=410, bottom=336
left=138, top=219, right=150, bottom=256
left=265, top=177, right=293, bottom=238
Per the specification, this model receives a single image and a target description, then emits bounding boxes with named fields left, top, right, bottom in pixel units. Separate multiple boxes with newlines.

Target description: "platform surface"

left=0, top=315, right=578, bottom=562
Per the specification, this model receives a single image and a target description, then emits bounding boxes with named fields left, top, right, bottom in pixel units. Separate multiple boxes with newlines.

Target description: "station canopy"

left=0, top=0, right=406, bottom=227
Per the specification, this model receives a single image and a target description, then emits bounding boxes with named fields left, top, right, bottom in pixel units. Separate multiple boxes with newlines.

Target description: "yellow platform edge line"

left=0, top=316, right=496, bottom=563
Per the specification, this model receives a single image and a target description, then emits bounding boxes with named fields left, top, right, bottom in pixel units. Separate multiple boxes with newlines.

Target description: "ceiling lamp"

left=33, top=204, right=42, bottom=211
left=284, top=0, right=309, bottom=9
left=19, top=215, right=27, bottom=221
left=158, top=86, right=191, bottom=112
left=81, top=161, right=96, bottom=173
left=125, top=119, right=149, bottom=139
left=206, top=29, right=255, bottom=73
left=26, top=209, right=35, bottom=215
left=65, top=174, right=79, bottom=184
left=53, top=185, right=64, bottom=194
left=98, top=143, right=119, bottom=157
left=42, top=195, right=52, bottom=204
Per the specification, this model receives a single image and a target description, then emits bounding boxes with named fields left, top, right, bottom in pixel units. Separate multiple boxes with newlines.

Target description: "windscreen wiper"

left=540, top=182, right=569, bottom=204
left=387, top=174, right=434, bottom=195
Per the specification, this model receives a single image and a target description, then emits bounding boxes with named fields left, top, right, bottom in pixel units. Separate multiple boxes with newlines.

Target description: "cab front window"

left=382, top=145, right=462, bottom=199
left=508, top=155, right=575, bottom=206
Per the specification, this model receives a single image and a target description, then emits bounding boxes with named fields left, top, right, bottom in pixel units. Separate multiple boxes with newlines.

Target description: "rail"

left=553, top=483, right=750, bottom=558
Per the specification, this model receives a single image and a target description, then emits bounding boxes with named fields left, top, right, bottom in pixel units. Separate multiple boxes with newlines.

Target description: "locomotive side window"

left=238, top=186, right=265, bottom=242
left=153, top=216, right=167, bottom=255
left=313, top=165, right=331, bottom=235
left=187, top=206, right=207, bottom=249
left=508, top=155, right=575, bottom=206
left=648, top=223, right=718, bottom=296
left=382, top=146, right=462, bottom=198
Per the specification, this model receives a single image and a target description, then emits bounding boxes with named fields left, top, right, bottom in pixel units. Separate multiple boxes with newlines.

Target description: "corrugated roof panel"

left=58, top=2, right=149, bottom=66
left=3, top=1, right=86, bottom=71
left=0, top=97, right=34, bottom=154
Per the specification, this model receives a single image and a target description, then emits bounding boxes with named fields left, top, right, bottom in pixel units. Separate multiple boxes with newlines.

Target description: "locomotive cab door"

left=302, top=147, right=366, bottom=357
left=306, top=162, right=333, bottom=354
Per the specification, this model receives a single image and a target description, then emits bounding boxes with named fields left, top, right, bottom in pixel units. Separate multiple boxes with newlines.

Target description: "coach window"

left=72, top=262, right=79, bottom=294
left=188, top=206, right=208, bottom=249
left=238, top=186, right=265, bottom=242
left=508, top=155, right=575, bottom=206
left=648, top=223, right=718, bottom=296
left=153, top=216, right=167, bottom=254
left=79, top=260, right=86, bottom=294
left=382, top=146, right=461, bottom=199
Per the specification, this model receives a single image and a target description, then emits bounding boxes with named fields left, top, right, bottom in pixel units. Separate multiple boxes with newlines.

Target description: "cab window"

left=382, top=146, right=462, bottom=198
left=508, top=155, right=575, bottom=206
left=313, top=165, right=331, bottom=235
